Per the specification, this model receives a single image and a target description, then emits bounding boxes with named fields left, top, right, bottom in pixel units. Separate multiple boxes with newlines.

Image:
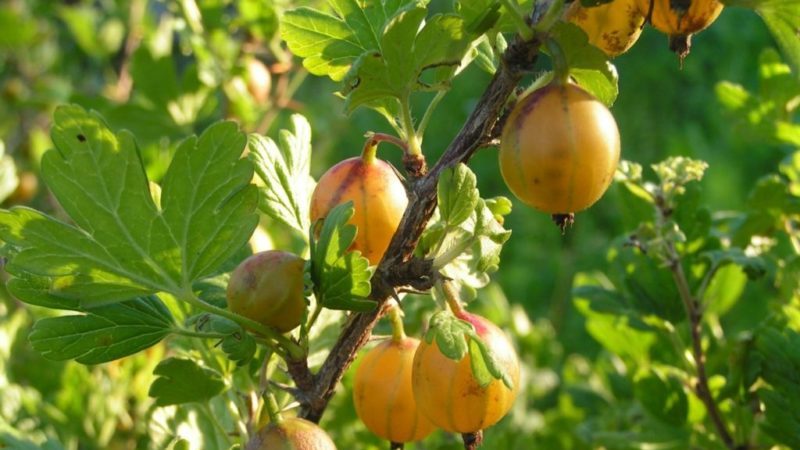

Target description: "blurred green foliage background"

left=1, top=0, right=798, bottom=449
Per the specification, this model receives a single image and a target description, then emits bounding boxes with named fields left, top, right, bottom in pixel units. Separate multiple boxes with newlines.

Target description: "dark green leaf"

left=549, top=23, right=618, bottom=106
left=0, top=106, right=258, bottom=307
left=634, top=370, right=688, bottom=427
left=438, top=163, right=479, bottom=227
left=7, top=273, right=81, bottom=311
left=423, top=310, right=511, bottom=387
left=424, top=310, right=471, bottom=360
left=159, top=121, right=259, bottom=281
left=456, top=0, right=534, bottom=35
left=756, top=1, right=800, bottom=77
left=149, top=358, right=226, bottom=406
left=29, top=296, right=173, bottom=364
left=469, top=333, right=514, bottom=389
left=702, top=249, right=767, bottom=281
left=220, top=331, right=256, bottom=367
left=309, top=202, right=374, bottom=312
left=756, top=327, right=800, bottom=448
left=281, top=0, right=417, bottom=82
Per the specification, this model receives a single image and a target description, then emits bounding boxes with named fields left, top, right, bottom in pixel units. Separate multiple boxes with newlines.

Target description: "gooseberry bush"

left=1, top=0, right=800, bottom=449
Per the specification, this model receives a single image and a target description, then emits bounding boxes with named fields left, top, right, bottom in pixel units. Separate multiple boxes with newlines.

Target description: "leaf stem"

left=400, top=96, right=422, bottom=156
left=545, top=38, right=570, bottom=85
left=262, top=353, right=284, bottom=424
left=499, top=0, right=535, bottom=41
left=363, top=132, right=411, bottom=159
left=417, top=90, right=448, bottom=140
left=172, top=328, right=229, bottom=340
left=178, top=289, right=303, bottom=359
left=361, top=138, right=378, bottom=164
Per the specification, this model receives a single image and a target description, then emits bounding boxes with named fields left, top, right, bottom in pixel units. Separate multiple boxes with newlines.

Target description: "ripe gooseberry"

left=353, top=304, right=436, bottom=444
left=636, top=0, right=724, bottom=59
left=412, top=310, right=520, bottom=434
left=245, top=417, right=336, bottom=450
left=566, top=0, right=645, bottom=57
left=310, top=139, right=407, bottom=266
left=499, top=82, right=620, bottom=218
left=227, top=250, right=306, bottom=333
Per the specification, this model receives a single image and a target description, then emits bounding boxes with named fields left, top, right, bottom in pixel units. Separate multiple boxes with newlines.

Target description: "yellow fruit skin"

left=637, top=0, right=723, bottom=36
left=412, top=312, right=520, bottom=434
left=227, top=251, right=306, bottom=333
left=247, top=417, right=337, bottom=450
left=567, top=0, right=645, bottom=57
left=354, top=337, right=437, bottom=443
left=499, top=83, right=620, bottom=214
left=310, top=157, right=407, bottom=266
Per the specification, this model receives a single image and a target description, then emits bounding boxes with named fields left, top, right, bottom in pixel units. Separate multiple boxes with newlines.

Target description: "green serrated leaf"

left=0, top=105, right=258, bottom=307
left=573, top=273, right=658, bottom=362
left=309, top=202, right=374, bottom=312
left=426, top=310, right=472, bottom=360
left=485, top=196, right=512, bottom=218
left=438, top=163, right=479, bottom=227
left=7, top=273, right=82, bottom=311
left=249, top=114, right=314, bottom=234
left=756, top=327, right=800, bottom=448
left=457, top=0, right=534, bottom=35
left=468, top=337, right=494, bottom=387
left=755, top=1, right=800, bottom=77
left=425, top=310, right=512, bottom=387
left=634, top=370, right=688, bottom=427
left=282, top=0, right=418, bottom=82
left=702, top=249, right=767, bottom=281
left=29, top=296, right=173, bottom=364
left=468, top=331, right=514, bottom=388
left=220, top=330, right=256, bottom=367
left=550, top=22, right=618, bottom=106
left=160, top=121, right=259, bottom=281
left=149, top=357, right=226, bottom=406
left=702, top=264, right=747, bottom=316
left=434, top=196, right=511, bottom=295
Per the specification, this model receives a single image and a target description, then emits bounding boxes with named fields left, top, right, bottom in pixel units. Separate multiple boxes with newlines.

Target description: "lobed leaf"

left=309, top=202, right=374, bottom=312
left=437, top=163, right=479, bottom=227
left=424, top=310, right=512, bottom=387
left=281, top=0, right=418, bottom=82
left=550, top=22, right=619, bottom=106
left=756, top=327, right=800, bottom=448
left=283, top=1, right=477, bottom=114
left=29, top=296, right=174, bottom=364
left=0, top=105, right=258, bottom=310
left=149, top=357, right=226, bottom=406
left=249, top=114, right=314, bottom=235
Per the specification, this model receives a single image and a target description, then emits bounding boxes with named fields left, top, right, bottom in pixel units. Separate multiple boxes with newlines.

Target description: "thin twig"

left=660, top=208, right=736, bottom=450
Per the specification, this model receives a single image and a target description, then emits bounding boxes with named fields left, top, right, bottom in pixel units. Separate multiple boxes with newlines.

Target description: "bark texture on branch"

left=293, top=31, right=543, bottom=423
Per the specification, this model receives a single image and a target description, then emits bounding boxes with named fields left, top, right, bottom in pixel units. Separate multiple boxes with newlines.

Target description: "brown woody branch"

left=290, top=26, right=543, bottom=424
left=667, top=246, right=737, bottom=450
left=655, top=194, right=737, bottom=449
